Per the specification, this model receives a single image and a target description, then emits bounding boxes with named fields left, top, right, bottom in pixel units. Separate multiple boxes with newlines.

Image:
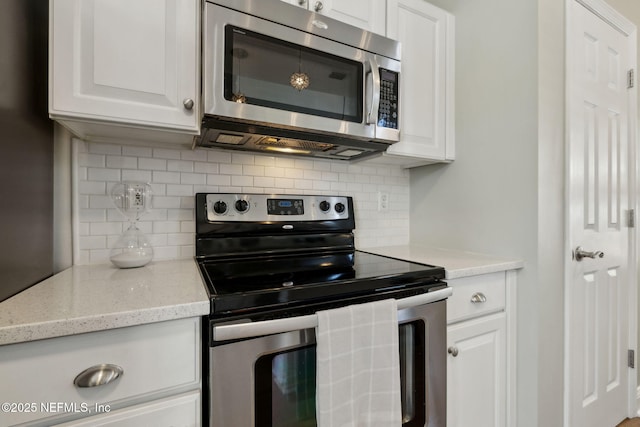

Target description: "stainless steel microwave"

left=197, top=0, right=402, bottom=161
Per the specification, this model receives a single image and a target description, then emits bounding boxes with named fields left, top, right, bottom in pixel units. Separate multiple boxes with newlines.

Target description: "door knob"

left=314, top=1, right=323, bottom=12
left=183, top=98, right=195, bottom=111
left=574, top=246, right=604, bottom=261
left=448, top=346, right=459, bottom=357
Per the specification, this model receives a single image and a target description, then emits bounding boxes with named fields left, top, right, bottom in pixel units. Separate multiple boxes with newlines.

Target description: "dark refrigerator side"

left=0, top=0, right=54, bottom=302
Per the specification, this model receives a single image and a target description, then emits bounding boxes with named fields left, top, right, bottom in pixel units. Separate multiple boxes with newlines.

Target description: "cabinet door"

left=447, top=313, right=506, bottom=427
left=386, top=0, right=454, bottom=161
left=53, top=392, right=200, bottom=427
left=281, top=0, right=386, bottom=35
left=50, top=0, right=199, bottom=132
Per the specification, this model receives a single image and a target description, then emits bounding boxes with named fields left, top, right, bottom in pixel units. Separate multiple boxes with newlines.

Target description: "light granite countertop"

left=360, top=245, right=524, bottom=279
left=0, top=259, right=209, bottom=346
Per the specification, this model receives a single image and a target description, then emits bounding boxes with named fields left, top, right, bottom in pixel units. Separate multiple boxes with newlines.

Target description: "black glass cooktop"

left=198, top=250, right=445, bottom=318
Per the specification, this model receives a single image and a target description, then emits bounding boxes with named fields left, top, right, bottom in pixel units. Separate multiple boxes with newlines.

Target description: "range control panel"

left=205, top=194, right=351, bottom=222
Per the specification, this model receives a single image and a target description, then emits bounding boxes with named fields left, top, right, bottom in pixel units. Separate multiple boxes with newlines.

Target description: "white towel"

left=316, top=299, right=402, bottom=427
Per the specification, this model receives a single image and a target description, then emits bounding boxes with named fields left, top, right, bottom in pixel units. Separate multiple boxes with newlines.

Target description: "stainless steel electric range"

left=195, top=193, right=451, bottom=427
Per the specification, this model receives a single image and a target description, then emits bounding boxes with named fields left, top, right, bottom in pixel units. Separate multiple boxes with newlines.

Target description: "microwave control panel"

left=378, top=68, right=399, bottom=130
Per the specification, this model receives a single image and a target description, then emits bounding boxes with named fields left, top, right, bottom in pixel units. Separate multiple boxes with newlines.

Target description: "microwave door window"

left=224, top=26, right=363, bottom=123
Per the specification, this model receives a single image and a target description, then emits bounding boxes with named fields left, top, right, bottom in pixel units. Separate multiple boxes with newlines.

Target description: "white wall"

left=73, top=140, right=411, bottom=265
left=407, top=0, right=555, bottom=426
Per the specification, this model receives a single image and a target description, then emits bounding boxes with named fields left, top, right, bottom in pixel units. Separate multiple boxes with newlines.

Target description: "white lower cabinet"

left=446, top=271, right=516, bottom=427
left=0, top=317, right=201, bottom=427
left=447, top=313, right=506, bottom=427
left=53, top=391, right=200, bottom=427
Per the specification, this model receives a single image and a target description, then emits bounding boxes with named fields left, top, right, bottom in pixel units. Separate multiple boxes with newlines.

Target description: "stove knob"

left=213, top=200, right=227, bottom=215
left=235, top=199, right=249, bottom=213
left=334, top=202, right=345, bottom=213
left=319, top=200, right=331, bottom=212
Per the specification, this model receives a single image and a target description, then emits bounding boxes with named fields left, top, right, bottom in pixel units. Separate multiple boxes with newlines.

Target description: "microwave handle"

left=212, top=287, right=452, bottom=342
left=365, top=58, right=381, bottom=125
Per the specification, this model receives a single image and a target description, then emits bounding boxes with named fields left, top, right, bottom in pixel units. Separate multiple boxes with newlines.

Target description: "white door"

left=566, top=1, right=637, bottom=426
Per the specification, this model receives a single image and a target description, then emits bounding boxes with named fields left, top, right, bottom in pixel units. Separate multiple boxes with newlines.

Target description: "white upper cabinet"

left=381, top=0, right=455, bottom=167
left=49, top=0, right=200, bottom=144
left=281, top=0, right=386, bottom=35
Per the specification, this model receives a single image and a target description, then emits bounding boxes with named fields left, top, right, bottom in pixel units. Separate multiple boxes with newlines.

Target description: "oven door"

left=203, top=2, right=400, bottom=143
left=208, top=294, right=447, bottom=427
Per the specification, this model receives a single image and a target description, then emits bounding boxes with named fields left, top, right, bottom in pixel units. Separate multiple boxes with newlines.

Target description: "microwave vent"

left=215, top=133, right=246, bottom=145
left=256, top=137, right=335, bottom=152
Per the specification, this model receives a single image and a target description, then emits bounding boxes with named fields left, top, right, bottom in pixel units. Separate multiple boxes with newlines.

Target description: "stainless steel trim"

left=207, top=0, right=401, bottom=60
left=212, top=287, right=452, bottom=341
left=73, top=364, right=124, bottom=388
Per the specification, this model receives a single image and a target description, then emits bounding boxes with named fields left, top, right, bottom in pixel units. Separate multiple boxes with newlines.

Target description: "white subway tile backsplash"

left=78, top=153, right=105, bottom=168
left=152, top=171, right=181, bottom=184
left=88, top=168, right=120, bottom=182
left=207, top=150, right=232, bottom=163
left=88, top=142, right=121, bottom=155
left=194, top=162, right=219, bottom=174
left=220, top=163, right=242, bottom=175
left=122, top=145, right=153, bottom=157
left=207, top=174, right=231, bottom=186
left=139, top=158, right=167, bottom=171
left=122, top=169, right=152, bottom=182
left=106, top=156, right=137, bottom=169
left=231, top=175, right=253, bottom=187
left=167, top=160, right=194, bottom=172
left=74, top=143, right=410, bottom=265
left=153, top=148, right=181, bottom=159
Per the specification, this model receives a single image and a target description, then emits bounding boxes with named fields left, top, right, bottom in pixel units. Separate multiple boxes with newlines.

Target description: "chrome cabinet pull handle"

left=183, top=98, right=195, bottom=111
left=298, top=0, right=306, bottom=5
left=74, top=364, right=124, bottom=388
left=314, top=1, right=323, bottom=12
left=448, top=346, right=459, bottom=357
left=470, top=292, right=487, bottom=303
left=574, top=246, right=604, bottom=261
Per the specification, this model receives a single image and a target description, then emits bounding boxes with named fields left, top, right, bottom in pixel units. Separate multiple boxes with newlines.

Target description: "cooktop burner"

left=195, top=193, right=446, bottom=320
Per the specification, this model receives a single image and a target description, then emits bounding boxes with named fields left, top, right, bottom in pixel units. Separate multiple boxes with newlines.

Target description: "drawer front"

left=53, top=391, right=200, bottom=427
left=0, top=317, right=200, bottom=426
left=447, top=272, right=506, bottom=324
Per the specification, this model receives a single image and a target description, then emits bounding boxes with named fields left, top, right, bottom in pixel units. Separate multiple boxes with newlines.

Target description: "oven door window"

left=224, top=25, right=363, bottom=123
left=254, top=321, right=425, bottom=427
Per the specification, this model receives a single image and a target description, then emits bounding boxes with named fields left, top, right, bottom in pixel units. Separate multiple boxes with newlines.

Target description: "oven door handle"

left=212, top=287, right=453, bottom=342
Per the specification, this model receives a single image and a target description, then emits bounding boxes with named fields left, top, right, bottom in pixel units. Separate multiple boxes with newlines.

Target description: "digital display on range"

left=267, top=199, right=304, bottom=215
